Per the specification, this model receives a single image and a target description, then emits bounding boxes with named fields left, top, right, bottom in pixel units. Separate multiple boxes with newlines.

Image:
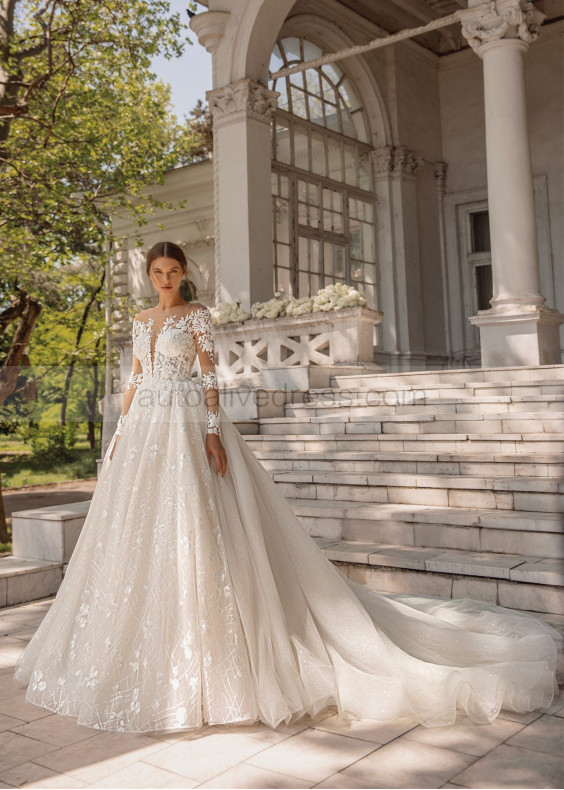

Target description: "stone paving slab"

left=0, top=598, right=561, bottom=789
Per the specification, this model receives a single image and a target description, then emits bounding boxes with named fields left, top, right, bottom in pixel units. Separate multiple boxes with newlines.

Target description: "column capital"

left=371, top=146, right=424, bottom=180
left=206, top=79, right=279, bottom=128
left=460, top=0, right=545, bottom=56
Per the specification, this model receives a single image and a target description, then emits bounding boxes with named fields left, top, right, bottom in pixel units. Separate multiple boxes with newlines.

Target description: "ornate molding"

left=460, top=0, right=545, bottom=55
left=189, top=11, right=230, bottom=54
left=372, top=146, right=424, bottom=179
left=433, top=162, right=448, bottom=195
left=207, top=79, right=279, bottom=127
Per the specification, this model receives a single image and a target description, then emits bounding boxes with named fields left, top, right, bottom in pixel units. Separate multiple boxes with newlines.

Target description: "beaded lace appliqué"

left=129, top=307, right=220, bottom=435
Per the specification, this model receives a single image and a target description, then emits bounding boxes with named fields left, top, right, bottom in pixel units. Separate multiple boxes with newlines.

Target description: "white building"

left=112, top=0, right=564, bottom=374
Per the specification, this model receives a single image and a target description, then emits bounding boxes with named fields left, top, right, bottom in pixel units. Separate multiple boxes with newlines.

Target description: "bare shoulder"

left=134, top=308, right=152, bottom=323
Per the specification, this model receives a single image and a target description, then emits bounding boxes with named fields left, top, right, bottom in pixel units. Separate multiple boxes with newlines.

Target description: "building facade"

left=113, top=0, right=564, bottom=372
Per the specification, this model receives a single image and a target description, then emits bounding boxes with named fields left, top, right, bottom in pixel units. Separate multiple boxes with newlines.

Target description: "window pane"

left=340, top=105, right=357, bottom=139
left=282, top=37, right=301, bottom=62
left=363, top=221, right=375, bottom=262
left=276, top=78, right=289, bottom=111
left=294, top=125, right=309, bottom=170
left=328, top=139, right=342, bottom=181
left=276, top=265, right=290, bottom=294
left=303, top=40, right=323, bottom=61
left=270, top=43, right=284, bottom=73
left=475, top=263, right=493, bottom=310
left=308, top=94, right=324, bottom=126
left=276, top=243, right=290, bottom=270
left=350, top=227, right=362, bottom=259
left=289, top=70, right=305, bottom=89
left=339, top=79, right=360, bottom=111
left=291, top=87, right=308, bottom=119
left=275, top=122, right=291, bottom=164
left=310, top=239, right=320, bottom=272
left=344, top=144, right=357, bottom=186
left=471, top=211, right=491, bottom=252
left=274, top=198, right=289, bottom=243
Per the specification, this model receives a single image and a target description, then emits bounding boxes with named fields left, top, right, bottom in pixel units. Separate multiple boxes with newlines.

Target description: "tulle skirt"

left=13, top=377, right=560, bottom=733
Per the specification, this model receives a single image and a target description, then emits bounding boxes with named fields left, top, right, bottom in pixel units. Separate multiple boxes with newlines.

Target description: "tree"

left=0, top=0, right=197, bottom=541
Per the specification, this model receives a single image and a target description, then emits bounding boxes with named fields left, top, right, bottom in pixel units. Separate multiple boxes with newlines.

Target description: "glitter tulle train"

left=13, top=306, right=560, bottom=733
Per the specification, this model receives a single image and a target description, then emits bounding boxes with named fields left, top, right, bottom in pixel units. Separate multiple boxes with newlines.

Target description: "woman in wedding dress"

left=13, top=241, right=560, bottom=734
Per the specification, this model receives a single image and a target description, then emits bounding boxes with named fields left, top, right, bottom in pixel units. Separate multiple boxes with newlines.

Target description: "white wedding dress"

left=13, top=306, right=560, bottom=734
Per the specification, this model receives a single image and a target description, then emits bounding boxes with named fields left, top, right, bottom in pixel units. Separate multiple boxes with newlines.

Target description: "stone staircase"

left=241, top=364, right=564, bottom=620
left=2, top=364, right=563, bottom=628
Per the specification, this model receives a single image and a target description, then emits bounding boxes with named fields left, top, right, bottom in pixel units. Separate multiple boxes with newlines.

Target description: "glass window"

left=471, top=211, right=491, bottom=253
left=270, top=37, right=377, bottom=309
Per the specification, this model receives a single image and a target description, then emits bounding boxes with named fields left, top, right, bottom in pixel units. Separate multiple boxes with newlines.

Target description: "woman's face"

left=149, top=256, right=185, bottom=293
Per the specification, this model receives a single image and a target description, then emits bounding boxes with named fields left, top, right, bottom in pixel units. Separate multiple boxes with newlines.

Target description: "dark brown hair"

left=146, top=241, right=196, bottom=301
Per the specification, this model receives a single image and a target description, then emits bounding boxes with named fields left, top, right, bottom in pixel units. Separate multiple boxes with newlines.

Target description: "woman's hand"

left=206, top=433, right=227, bottom=476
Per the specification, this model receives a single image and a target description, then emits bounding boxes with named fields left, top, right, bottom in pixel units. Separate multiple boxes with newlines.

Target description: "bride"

left=13, top=241, right=560, bottom=734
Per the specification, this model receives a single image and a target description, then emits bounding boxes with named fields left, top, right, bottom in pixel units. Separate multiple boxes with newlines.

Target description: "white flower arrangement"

left=250, top=291, right=290, bottom=320
left=312, top=282, right=367, bottom=312
left=210, top=301, right=251, bottom=326
left=212, top=284, right=367, bottom=325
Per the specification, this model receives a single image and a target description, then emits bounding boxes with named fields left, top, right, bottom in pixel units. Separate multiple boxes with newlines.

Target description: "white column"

left=460, top=0, right=563, bottom=366
left=206, top=79, right=278, bottom=309
left=372, top=145, right=427, bottom=370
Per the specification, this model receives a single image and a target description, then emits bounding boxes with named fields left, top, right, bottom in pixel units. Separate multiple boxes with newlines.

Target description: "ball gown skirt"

left=12, top=308, right=561, bottom=734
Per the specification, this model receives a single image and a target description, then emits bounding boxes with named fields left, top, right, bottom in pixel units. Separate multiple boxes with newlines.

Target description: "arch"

left=276, top=15, right=391, bottom=149
left=229, top=0, right=295, bottom=83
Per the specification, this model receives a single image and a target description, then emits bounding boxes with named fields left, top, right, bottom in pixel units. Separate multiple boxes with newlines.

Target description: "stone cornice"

left=207, top=79, right=279, bottom=127
left=459, top=0, right=545, bottom=55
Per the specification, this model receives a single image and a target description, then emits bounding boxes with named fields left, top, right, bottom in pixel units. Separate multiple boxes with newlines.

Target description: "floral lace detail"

left=127, top=372, right=143, bottom=390
left=189, top=308, right=215, bottom=361
left=206, top=411, right=220, bottom=435
left=202, top=371, right=218, bottom=390
left=115, top=414, right=128, bottom=435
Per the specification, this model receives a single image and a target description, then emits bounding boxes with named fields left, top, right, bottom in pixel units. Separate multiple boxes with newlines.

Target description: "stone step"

left=285, top=396, right=564, bottom=417
left=321, top=382, right=564, bottom=399
left=331, top=363, right=564, bottom=390
left=311, top=538, right=563, bottom=616
left=291, top=499, right=563, bottom=558
left=260, top=413, right=564, bottom=435
left=275, top=471, right=564, bottom=513
left=0, top=557, right=62, bottom=607
left=254, top=450, right=564, bottom=478
left=244, top=432, right=564, bottom=454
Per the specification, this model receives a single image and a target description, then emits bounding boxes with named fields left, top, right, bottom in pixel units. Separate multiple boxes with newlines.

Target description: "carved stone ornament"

left=372, top=146, right=424, bottom=179
left=206, top=79, right=279, bottom=126
left=460, top=0, right=545, bottom=55
left=433, top=162, right=447, bottom=195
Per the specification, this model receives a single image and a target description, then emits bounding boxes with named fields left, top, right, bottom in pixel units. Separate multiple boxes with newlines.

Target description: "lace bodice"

left=132, top=308, right=214, bottom=382
left=118, top=305, right=220, bottom=436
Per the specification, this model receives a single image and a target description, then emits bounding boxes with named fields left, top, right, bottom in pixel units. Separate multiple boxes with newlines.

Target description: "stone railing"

left=214, top=306, right=383, bottom=389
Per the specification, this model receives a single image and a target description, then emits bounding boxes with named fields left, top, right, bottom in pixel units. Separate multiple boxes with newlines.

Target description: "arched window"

left=269, top=37, right=377, bottom=308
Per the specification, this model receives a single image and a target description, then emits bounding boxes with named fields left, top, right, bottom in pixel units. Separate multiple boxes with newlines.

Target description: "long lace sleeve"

left=116, top=352, right=143, bottom=436
left=191, top=307, right=220, bottom=436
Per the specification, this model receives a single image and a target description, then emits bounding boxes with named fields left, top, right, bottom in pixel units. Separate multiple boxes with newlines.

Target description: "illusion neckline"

left=133, top=311, right=201, bottom=377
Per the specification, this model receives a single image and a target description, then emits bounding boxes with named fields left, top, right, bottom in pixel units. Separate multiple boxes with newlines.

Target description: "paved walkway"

left=0, top=598, right=562, bottom=790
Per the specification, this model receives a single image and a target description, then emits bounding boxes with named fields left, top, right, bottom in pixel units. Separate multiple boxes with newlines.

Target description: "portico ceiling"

left=196, top=0, right=561, bottom=56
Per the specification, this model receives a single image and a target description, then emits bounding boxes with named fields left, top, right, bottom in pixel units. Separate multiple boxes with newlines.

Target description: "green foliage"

left=0, top=0, right=199, bottom=295
left=23, top=422, right=79, bottom=462
left=0, top=1, right=205, bottom=468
